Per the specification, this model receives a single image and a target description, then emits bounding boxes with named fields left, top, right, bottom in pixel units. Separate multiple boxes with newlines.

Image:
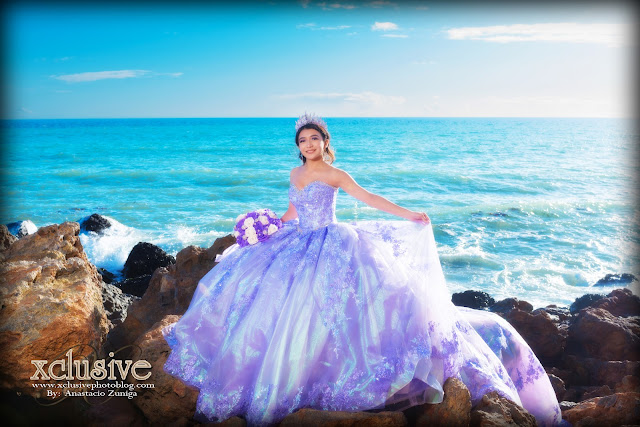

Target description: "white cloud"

left=277, top=91, right=406, bottom=106
left=297, top=23, right=351, bottom=31
left=20, top=107, right=33, bottom=114
left=446, top=23, right=628, bottom=47
left=51, top=70, right=182, bottom=82
left=302, top=0, right=396, bottom=9
left=51, top=70, right=150, bottom=82
left=317, top=2, right=357, bottom=10
left=382, top=34, right=408, bottom=38
left=372, top=21, right=398, bottom=31
left=367, top=1, right=397, bottom=7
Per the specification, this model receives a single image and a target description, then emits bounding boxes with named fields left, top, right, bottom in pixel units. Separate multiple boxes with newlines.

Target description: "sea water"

left=2, top=118, right=638, bottom=308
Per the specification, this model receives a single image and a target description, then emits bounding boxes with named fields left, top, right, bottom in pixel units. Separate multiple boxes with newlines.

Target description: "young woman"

left=163, top=113, right=561, bottom=426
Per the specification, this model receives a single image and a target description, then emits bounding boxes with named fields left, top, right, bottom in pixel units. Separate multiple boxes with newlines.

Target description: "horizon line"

left=2, top=116, right=633, bottom=120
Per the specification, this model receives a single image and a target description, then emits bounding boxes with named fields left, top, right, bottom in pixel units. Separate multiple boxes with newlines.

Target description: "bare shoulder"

left=327, top=167, right=354, bottom=187
left=289, top=166, right=300, bottom=180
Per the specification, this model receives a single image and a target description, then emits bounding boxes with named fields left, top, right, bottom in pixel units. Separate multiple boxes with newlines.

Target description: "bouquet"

left=233, top=208, right=282, bottom=247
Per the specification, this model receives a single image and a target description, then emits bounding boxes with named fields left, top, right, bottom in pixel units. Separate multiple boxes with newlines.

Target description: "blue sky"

left=5, top=1, right=635, bottom=118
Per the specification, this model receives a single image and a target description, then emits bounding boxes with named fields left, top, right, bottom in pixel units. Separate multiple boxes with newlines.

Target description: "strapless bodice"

left=288, top=180, right=338, bottom=231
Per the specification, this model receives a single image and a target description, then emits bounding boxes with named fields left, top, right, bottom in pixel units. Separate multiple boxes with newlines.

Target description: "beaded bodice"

left=288, top=180, right=338, bottom=231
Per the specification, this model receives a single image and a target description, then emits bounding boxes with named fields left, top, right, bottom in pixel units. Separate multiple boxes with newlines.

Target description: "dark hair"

left=295, top=123, right=336, bottom=164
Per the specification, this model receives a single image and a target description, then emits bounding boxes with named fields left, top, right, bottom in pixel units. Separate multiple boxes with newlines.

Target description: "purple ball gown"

left=163, top=180, right=562, bottom=426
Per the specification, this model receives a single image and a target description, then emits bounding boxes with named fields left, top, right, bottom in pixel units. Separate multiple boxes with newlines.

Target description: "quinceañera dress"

left=163, top=181, right=562, bottom=426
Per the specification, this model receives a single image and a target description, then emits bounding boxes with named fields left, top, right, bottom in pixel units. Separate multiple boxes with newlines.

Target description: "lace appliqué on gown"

left=163, top=181, right=562, bottom=426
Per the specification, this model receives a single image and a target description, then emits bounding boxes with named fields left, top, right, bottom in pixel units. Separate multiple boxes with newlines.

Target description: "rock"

left=489, top=298, right=533, bottom=314
left=561, top=356, right=640, bottom=388
left=412, top=377, right=471, bottom=427
left=615, top=375, right=640, bottom=393
left=562, top=387, right=580, bottom=403
left=502, top=308, right=566, bottom=362
left=0, top=224, right=18, bottom=252
left=97, top=267, right=115, bottom=284
left=122, top=242, right=175, bottom=279
left=570, top=294, right=605, bottom=314
left=0, top=221, right=109, bottom=396
left=129, top=315, right=198, bottom=426
left=113, top=274, right=152, bottom=298
left=562, top=392, right=640, bottom=427
left=594, top=273, right=638, bottom=287
left=567, top=307, right=640, bottom=361
left=6, top=220, right=37, bottom=238
left=559, top=400, right=577, bottom=411
left=538, top=305, right=571, bottom=321
left=470, top=391, right=537, bottom=426
left=101, top=282, right=138, bottom=328
left=545, top=367, right=572, bottom=386
left=452, top=290, right=496, bottom=310
left=548, top=374, right=566, bottom=402
left=581, top=385, right=614, bottom=401
left=79, top=213, right=111, bottom=234
left=590, top=288, right=640, bottom=317
left=0, top=388, right=85, bottom=426
left=278, top=408, right=408, bottom=426
left=84, top=395, right=147, bottom=427
left=108, top=235, right=235, bottom=349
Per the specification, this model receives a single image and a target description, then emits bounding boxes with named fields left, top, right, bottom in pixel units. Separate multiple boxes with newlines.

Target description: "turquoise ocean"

left=2, top=118, right=638, bottom=308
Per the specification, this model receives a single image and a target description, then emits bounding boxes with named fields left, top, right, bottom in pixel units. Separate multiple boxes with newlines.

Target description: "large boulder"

left=122, top=242, right=175, bottom=280
left=501, top=308, right=566, bottom=362
left=489, top=298, right=533, bottom=314
left=567, top=307, right=640, bottom=361
left=129, top=315, right=198, bottom=426
left=108, top=235, right=235, bottom=349
left=79, top=213, right=111, bottom=234
left=570, top=293, right=605, bottom=314
left=412, top=377, right=471, bottom=426
left=560, top=355, right=639, bottom=388
left=0, top=221, right=109, bottom=395
left=452, top=290, right=495, bottom=310
left=470, top=391, right=537, bottom=426
left=562, top=392, right=640, bottom=427
left=589, top=288, right=640, bottom=317
left=594, top=273, right=637, bottom=287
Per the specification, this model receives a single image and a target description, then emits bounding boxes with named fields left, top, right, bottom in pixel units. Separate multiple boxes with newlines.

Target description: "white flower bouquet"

left=233, top=208, right=282, bottom=247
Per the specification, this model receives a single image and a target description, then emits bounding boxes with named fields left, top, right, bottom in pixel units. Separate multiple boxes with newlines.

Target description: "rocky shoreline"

left=0, top=216, right=638, bottom=426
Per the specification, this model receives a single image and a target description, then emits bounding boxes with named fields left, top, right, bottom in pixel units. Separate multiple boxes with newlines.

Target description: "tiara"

left=295, top=112, right=328, bottom=132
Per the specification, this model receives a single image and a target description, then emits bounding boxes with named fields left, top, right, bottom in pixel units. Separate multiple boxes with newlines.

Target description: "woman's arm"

left=281, top=200, right=298, bottom=222
left=336, top=170, right=430, bottom=224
